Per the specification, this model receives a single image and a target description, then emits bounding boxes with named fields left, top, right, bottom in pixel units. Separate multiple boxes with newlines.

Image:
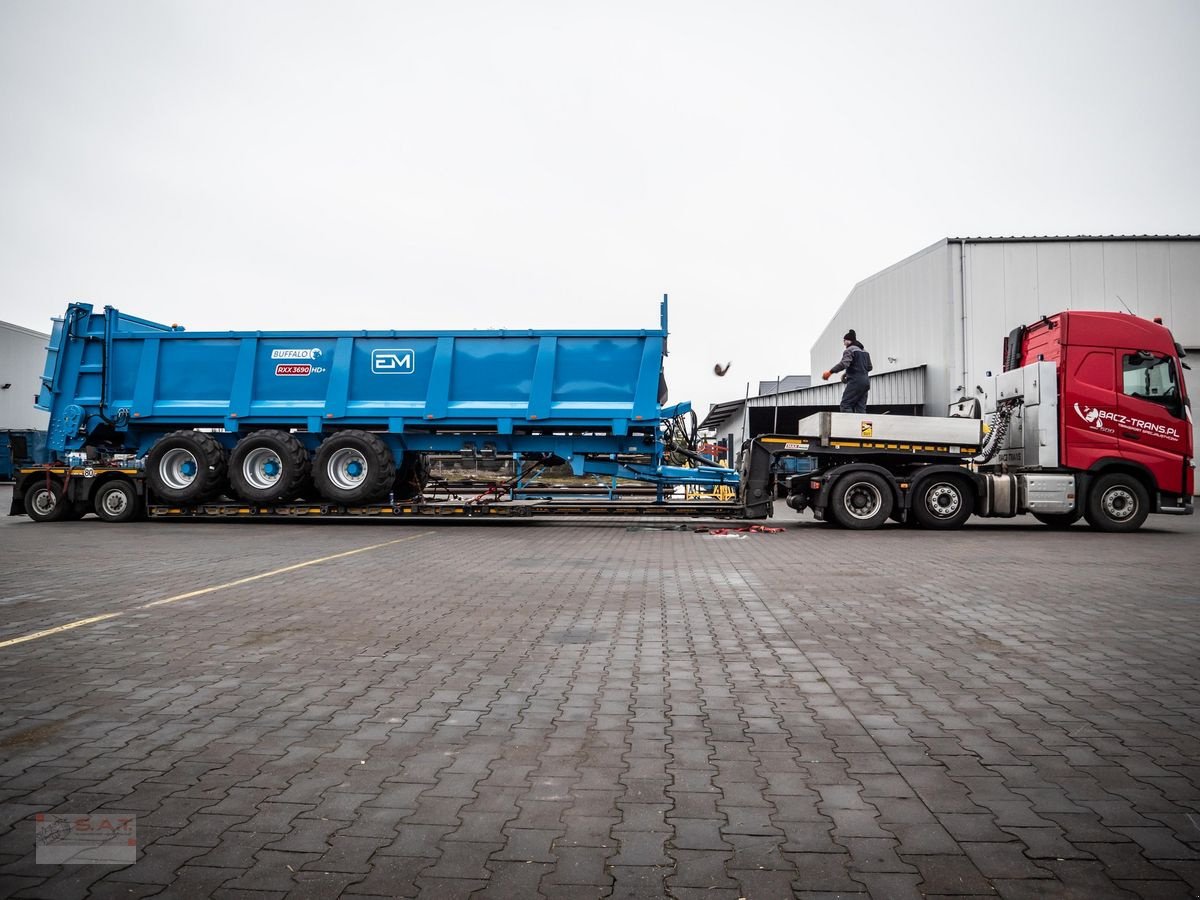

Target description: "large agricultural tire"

left=828, top=471, right=893, bottom=530
left=1084, top=473, right=1150, bottom=533
left=23, top=480, right=70, bottom=522
left=911, top=476, right=975, bottom=530
left=229, top=430, right=311, bottom=503
left=313, top=431, right=396, bottom=504
left=1032, top=510, right=1083, bottom=529
left=393, top=452, right=430, bottom=502
left=146, top=430, right=228, bottom=503
left=94, top=479, right=141, bottom=523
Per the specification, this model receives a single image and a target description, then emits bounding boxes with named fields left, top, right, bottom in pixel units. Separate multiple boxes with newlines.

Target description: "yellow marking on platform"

left=0, top=533, right=430, bottom=649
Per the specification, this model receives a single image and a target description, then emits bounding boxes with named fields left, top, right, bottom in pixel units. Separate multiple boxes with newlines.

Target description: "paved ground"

left=0, top=485, right=1198, bottom=899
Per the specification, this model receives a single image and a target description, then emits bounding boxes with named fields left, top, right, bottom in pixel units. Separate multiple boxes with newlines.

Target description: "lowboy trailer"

left=9, top=304, right=1192, bottom=531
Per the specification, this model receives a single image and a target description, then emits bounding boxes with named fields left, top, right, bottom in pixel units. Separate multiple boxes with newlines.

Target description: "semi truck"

left=747, top=311, right=1193, bottom=532
left=9, top=302, right=1192, bottom=532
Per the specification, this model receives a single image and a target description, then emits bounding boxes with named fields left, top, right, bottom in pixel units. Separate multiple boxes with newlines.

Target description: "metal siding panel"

left=1101, top=241, right=1139, bottom=314
left=0, top=324, right=52, bottom=430
left=1167, top=243, right=1200, bottom=343
left=809, top=241, right=952, bottom=412
left=1004, top=243, right=1040, bottom=328
left=1135, top=243, right=1172, bottom=320
left=747, top=366, right=925, bottom=409
left=1068, top=242, right=1106, bottom=308
left=1034, top=242, right=1073, bottom=317
left=965, top=244, right=1006, bottom=402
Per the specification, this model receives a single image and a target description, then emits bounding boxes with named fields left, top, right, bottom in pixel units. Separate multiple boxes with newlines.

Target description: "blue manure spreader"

left=11, top=298, right=777, bottom=523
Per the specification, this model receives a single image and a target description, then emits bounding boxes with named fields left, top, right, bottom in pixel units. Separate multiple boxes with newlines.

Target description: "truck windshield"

left=1122, top=352, right=1181, bottom=412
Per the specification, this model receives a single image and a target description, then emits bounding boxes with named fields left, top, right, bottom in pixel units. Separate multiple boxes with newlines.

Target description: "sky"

left=1, top=0, right=1198, bottom=415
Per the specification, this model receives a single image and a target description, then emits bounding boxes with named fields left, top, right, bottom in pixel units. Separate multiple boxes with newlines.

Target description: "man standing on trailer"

left=821, top=329, right=871, bottom=413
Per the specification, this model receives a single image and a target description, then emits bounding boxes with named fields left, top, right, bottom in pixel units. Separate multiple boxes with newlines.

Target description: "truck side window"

left=1122, top=352, right=1180, bottom=413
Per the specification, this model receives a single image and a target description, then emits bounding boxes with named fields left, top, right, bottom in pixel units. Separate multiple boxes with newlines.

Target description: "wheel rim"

left=160, top=448, right=199, bottom=490
left=327, top=447, right=368, bottom=490
left=842, top=481, right=882, bottom=520
left=31, top=487, right=56, bottom=515
left=101, top=488, right=128, bottom=516
left=925, top=483, right=961, bottom=518
left=1101, top=486, right=1137, bottom=521
left=243, top=447, right=284, bottom=490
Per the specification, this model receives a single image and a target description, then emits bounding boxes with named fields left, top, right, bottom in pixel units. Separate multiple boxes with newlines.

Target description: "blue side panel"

left=0, top=431, right=49, bottom=480
left=41, top=301, right=682, bottom=453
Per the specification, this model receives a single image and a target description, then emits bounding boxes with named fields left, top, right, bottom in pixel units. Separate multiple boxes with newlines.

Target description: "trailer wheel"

left=1032, top=511, right=1082, bottom=529
left=911, top=477, right=974, bottom=530
left=393, top=452, right=430, bottom=502
left=23, top=480, right=70, bottom=522
left=1084, top=473, right=1149, bottom=533
left=94, top=479, right=140, bottom=523
left=313, top=431, right=395, bottom=504
left=229, top=430, right=311, bottom=502
left=146, top=430, right=228, bottom=503
left=829, top=472, right=893, bottom=530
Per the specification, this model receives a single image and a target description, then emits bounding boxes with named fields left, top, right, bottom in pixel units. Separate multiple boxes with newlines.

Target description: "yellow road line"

left=0, top=613, right=123, bottom=649
left=0, top=532, right=430, bottom=650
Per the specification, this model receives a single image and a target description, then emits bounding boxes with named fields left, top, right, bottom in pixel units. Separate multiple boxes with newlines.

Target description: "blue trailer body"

left=36, top=300, right=735, bottom=490
left=0, top=431, right=49, bottom=481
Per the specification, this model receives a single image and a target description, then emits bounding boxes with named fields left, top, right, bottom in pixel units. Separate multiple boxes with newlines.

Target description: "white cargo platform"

left=793, top=412, right=983, bottom=450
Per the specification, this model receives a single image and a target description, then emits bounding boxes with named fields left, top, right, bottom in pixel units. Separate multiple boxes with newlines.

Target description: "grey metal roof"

left=757, top=375, right=811, bottom=396
left=698, top=398, right=745, bottom=431
left=1, top=320, right=51, bottom=340
left=747, top=366, right=926, bottom=409
left=948, top=235, right=1199, bottom=243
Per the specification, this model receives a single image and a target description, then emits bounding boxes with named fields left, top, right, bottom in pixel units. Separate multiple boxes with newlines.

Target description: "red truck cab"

left=1019, top=311, right=1194, bottom=510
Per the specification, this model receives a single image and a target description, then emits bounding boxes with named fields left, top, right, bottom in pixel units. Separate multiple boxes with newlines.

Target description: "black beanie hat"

left=843, top=329, right=856, bottom=342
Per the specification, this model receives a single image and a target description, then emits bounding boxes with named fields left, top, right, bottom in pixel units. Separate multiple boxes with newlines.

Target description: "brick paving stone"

left=904, top=853, right=995, bottom=895
left=339, top=854, right=429, bottom=896
left=0, top=497, right=1197, bottom=897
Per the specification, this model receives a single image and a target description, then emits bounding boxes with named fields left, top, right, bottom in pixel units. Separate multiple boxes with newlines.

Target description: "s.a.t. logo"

left=371, top=349, right=415, bottom=374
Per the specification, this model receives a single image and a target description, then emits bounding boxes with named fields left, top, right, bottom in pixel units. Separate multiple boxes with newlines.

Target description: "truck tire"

left=146, top=430, right=228, bottom=503
left=393, top=452, right=430, bottom=502
left=229, top=431, right=311, bottom=503
left=313, top=431, right=395, bottom=504
left=23, top=480, right=70, bottom=522
left=1084, top=473, right=1149, bottom=533
left=829, top=471, right=893, bottom=530
left=94, top=479, right=140, bottom=523
left=1032, top=510, right=1082, bottom=529
left=911, top=476, right=974, bottom=530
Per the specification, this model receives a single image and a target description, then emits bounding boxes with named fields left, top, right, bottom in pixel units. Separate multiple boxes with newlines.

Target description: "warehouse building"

left=1, top=320, right=50, bottom=430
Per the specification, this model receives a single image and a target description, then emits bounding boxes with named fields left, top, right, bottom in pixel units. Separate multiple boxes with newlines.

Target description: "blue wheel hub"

left=263, top=460, right=280, bottom=477
left=347, top=460, right=364, bottom=477
left=181, top=460, right=197, bottom=477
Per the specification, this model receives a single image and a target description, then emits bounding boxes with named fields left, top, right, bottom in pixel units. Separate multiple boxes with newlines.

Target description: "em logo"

left=371, top=349, right=415, bottom=374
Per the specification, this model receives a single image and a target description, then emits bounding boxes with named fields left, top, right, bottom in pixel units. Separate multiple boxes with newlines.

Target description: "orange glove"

left=821, top=370, right=832, bottom=381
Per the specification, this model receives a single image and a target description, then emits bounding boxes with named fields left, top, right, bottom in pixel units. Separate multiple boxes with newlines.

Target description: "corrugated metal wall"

left=0, top=322, right=51, bottom=430
left=809, top=240, right=958, bottom=413
left=748, top=366, right=926, bottom=409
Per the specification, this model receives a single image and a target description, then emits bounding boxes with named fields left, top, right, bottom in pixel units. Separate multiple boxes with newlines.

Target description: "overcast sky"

left=2, top=0, right=1197, bottom=414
